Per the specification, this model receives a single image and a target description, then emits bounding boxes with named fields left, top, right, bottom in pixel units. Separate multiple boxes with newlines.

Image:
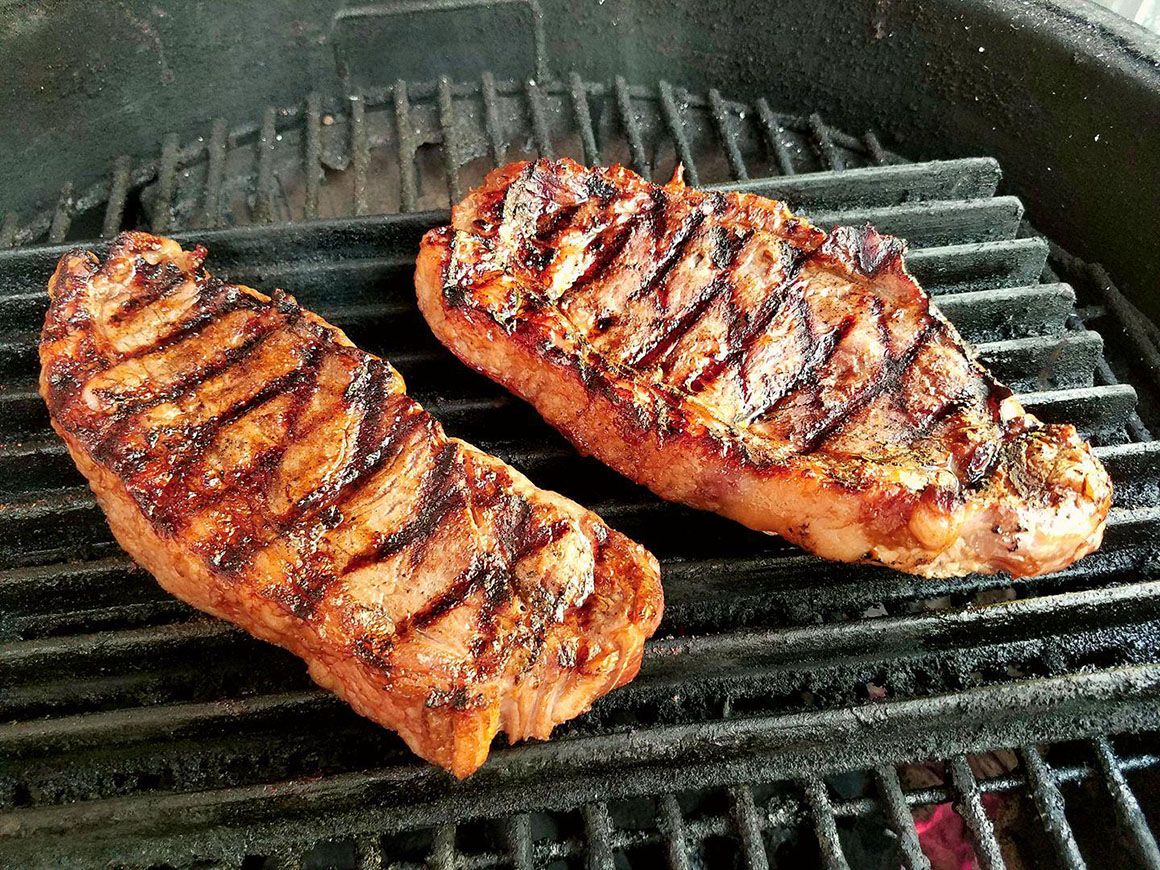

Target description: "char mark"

left=631, top=274, right=732, bottom=370
left=120, top=280, right=265, bottom=362
left=341, top=442, right=465, bottom=576
left=105, top=307, right=296, bottom=423
left=687, top=242, right=810, bottom=396
left=743, top=306, right=857, bottom=425
left=536, top=204, right=582, bottom=243
left=374, top=509, right=574, bottom=670
left=911, top=390, right=975, bottom=441
left=109, top=260, right=188, bottom=324
left=585, top=172, right=618, bottom=204
left=286, top=397, right=432, bottom=527
left=557, top=223, right=636, bottom=302
left=627, top=208, right=707, bottom=302
left=630, top=226, right=752, bottom=370
left=799, top=317, right=944, bottom=453
left=148, top=340, right=327, bottom=531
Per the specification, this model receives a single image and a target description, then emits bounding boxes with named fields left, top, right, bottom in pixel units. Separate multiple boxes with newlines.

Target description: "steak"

left=415, top=159, right=1112, bottom=577
left=40, top=232, right=662, bottom=778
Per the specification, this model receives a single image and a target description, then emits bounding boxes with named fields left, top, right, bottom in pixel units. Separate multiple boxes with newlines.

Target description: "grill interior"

left=2, top=77, right=1160, bottom=869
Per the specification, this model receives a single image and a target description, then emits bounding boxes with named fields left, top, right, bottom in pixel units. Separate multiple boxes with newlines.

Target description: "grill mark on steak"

left=744, top=309, right=857, bottom=426
left=631, top=276, right=730, bottom=369
left=557, top=223, right=636, bottom=304
left=119, top=278, right=266, bottom=362
left=536, top=204, right=582, bottom=244
left=110, top=259, right=188, bottom=323
left=627, top=208, right=707, bottom=302
left=629, top=230, right=752, bottom=371
left=289, top=401, right=433, bottom=527
left=150, top=340, right=327, bottom=532
left=912, top=391, right=975, bottom=440
left=169, top=352, right=325, bottom=538
left=104, top=307, right=294, bottom=421
left=341, top=442, right=466, bottom=576
left=687, top=242, right=810, bottom=396
left=799, top=318, right=943, bottom=454
left=380, top=505, right=575, bottom=671
left=92, top=304, right=303, bottom=470
left=344, top=358, right=394, bottom=466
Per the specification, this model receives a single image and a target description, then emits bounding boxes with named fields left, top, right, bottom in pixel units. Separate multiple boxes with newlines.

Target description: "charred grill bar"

left=1, top=76, right=1159, bottom=868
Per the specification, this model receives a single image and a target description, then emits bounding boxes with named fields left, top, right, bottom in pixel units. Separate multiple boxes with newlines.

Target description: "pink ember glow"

left=913, top=796, right=1003, bottom=870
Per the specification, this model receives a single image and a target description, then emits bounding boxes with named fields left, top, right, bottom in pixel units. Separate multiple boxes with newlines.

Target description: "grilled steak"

left=416, top=159, right=1112, bottom=577
left=40, top=232, right=662, bottom=778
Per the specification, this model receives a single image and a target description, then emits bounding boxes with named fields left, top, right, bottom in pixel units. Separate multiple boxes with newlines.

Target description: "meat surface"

left=416, top=159, right=1112, bottom=577
left=40, top=232, right=662, bottom=778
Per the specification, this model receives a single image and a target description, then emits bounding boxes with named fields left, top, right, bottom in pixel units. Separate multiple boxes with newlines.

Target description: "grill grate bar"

left=526, top=79, right=554, bottom=160
left=394, top=81, right=418, bottom=213
left=728, top=785, right=770, bottom=870
left=862, top=132, right=888, bottom=166
left=569, top=72, right=600, bottom=166
left=756, top=98, right=796, bottom=176
left=808, top=113, right=844, bottom=172
left=350, top=97, right=370, bottom=217
left=908, top=237, right=1048, bottom=292
left=802, top=777, right=851, bottom=870
left=427, top=823, right=457, bottom=870
left=304, top=94, right=323, bottom=220
left=151, top=132, right=180, bottom=234
left=198, top=119, right=229, bottom=230
left=1096, top=358, right=1151, bottom=442
left=47, top=183, right=73, bottom=244
left=873, top=766, right=931, bottom=870
left=255, top=107, right=278, bottom=224
left=658, top=81, right=699, bottom=186
left=708, top=89, right=748, bottom=181
left=481, top=72, right=508, bottom=166
left=715, top=158, right=1000, bottom=210
left=199, top=119, right=229, bottom=229
left=100, top=156, right=132, bottom=239
left=806, top=196, right=1023, bottom=248
left=503, top=814, right=534, bottom=870
left=438, top=78, right=464, bottom=203
left=657, top=795, right=692, bottom=870
left=1091, top=737, right=1160, bottom=869
left=947, top=757, right=1004, bottom=870
left=583, top=801, right=616, bottom=870
left=0, top=212, right=18, bottom=248
left=1086, top=261, right=1160, bottom=391
left=615, top=76, right=650, bottom=180
left=1021, top=744, right=1086, bottom=869
left=843, top=754, right=1160, bottom=813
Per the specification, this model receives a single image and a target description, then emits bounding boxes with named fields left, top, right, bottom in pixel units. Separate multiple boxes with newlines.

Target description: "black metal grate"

left=2, top=77, right=1160, bottom=869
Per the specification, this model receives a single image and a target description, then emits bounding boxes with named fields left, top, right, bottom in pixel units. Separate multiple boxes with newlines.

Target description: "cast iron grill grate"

left=2, top=77, right=1160, bottom=869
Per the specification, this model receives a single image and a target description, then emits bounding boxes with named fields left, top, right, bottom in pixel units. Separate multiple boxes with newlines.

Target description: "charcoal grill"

left=3, top=2, right=1160, bottom=867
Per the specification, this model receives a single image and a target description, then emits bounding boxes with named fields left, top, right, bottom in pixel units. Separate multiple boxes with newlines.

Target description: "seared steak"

left=40, top=232, right=662, bottom=778
left=416, top=159, right=1111, bottom=577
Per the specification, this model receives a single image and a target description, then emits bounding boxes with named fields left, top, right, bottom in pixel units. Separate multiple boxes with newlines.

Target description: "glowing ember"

left=913, top=796, right=1003, bottom=870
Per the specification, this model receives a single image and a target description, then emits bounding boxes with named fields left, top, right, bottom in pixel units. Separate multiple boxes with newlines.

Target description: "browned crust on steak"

left=40, top=232, right=662, bottom=778
left=416, top=159, right=1111, bottom=578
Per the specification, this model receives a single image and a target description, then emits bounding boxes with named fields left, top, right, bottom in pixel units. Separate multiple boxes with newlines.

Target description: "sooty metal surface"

left=2, top=78, right=1160, bottom=869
